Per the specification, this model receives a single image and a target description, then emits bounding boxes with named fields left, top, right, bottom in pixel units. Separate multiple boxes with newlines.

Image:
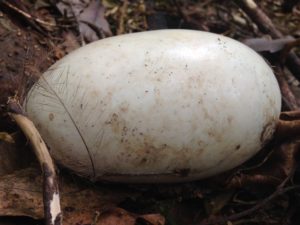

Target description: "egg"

left=24, top=30, right=281, bottom=183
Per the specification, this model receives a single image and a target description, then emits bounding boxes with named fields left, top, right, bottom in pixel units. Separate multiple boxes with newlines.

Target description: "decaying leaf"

left=0, top=168, right=165, bottom=225
left=0, top=168, right=44, bottom=218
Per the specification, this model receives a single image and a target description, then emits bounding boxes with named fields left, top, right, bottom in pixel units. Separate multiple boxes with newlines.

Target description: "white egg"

left=24, top=30, right=281, bottom=183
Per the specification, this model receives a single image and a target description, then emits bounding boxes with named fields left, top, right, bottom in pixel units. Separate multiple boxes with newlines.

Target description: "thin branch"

left=275, top=119, right=300, bottom=140
left=198, top=169, right=299, bottom=225
left=280, top=110, right=300, bottom=120
left=236, top=0, right=300, bottom=80
left=274, top=66, right=300, bottom=110
left=117, top=0, right=128, bottom=35
left=2, top=0, right=57, bottom=27
left=1, top=0, right=74, bottom=30
left=7, top=98, right=62, bottom=225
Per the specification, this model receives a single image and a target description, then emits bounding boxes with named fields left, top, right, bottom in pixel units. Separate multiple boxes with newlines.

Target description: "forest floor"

left=1, top=0, right=300, bottom=225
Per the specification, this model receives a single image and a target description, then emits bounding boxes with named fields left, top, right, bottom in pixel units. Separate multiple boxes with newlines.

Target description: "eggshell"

left=24, top=30, right=281, bottom=183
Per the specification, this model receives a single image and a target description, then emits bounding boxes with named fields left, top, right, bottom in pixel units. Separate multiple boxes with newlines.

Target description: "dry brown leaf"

left=0, top=167, right=44, bottom=219
left=0, top=168, right=130, bottom=222
left=0, top=167, right=141, bottom=224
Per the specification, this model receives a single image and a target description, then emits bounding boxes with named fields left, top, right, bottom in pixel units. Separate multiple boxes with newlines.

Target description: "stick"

left=274, top=66, right=300, bottom=110
left=236, top=0, right=300, bottom=80
left=275, top=119, right=300, bottom=140
left=280, top=110, right=300, bottom=120
left=198, top=168, right=299, bottom=225
left=1, top=0, right=74, bottom=30
left=7, top=98, right=62, bottom=225
left=2, top=0, right=57, bottom=27
left=117, top=0, right=128, bottom=35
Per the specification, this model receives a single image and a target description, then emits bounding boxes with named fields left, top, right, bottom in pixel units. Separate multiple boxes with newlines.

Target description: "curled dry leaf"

left=0, top=168, right=163, bottom=225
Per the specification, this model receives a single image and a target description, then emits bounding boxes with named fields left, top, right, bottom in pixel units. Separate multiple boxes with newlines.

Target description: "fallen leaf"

left=0, top=168, right=44, bottom=219
left=56, top=0, right=112, bottom=43
left=79, top=0, right=112, bottom=40
left=243, top=36, right=295, bottom=53
left=0, top=168, right=165, bottom=225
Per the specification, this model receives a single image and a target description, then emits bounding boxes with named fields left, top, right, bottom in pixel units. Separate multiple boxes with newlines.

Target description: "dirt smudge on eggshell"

left=49, top=113, right=54, bottom=121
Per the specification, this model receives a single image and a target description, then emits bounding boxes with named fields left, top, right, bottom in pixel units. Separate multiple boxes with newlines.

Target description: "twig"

left=117, top=0, right=128, bottom=35
left=275, top=119, right=300, bottom=140
left=2, top=0, right=57, bottom=27
left=280, top=110, right=300, bottom=120
left=280, top=39, right=300, bottom=65
left=236, top=0, right=300, bottom=80
left=1, top=0, right=74, bottom=30
left=198, top=169, right=299, bottom=225
left=7, top=98, right=62, bottom=225
left=274, top=66, right=300, bottom=110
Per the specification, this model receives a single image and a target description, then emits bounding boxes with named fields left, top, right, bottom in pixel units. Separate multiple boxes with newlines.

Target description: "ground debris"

left=56, top=0, right=112, bottom=43
left=0, top=168, right=160, bottom=225
left=1, top=0, right=300, bottom=225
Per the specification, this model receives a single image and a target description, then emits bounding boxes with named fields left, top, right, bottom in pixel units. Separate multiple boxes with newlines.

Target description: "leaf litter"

left=1, top=0, right=300, bottom=224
